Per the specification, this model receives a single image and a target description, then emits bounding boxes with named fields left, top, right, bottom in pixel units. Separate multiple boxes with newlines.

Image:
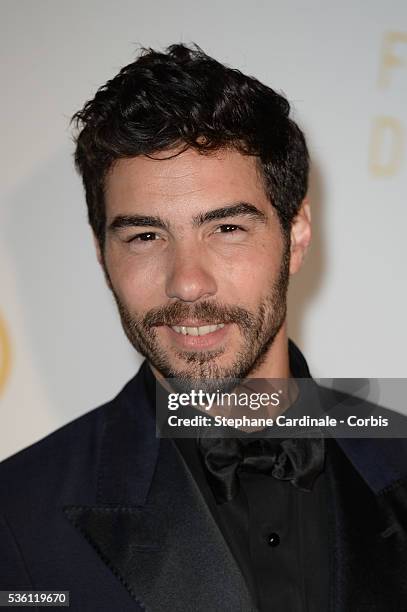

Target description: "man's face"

left=101, top=147, right=306, bottom=385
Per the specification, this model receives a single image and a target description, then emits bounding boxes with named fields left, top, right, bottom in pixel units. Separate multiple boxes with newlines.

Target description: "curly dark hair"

left=72, top=43, right=309, bottom=249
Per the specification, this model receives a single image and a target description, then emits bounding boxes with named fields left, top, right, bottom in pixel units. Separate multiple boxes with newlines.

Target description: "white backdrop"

left=0, top=0, right=406, bottom=461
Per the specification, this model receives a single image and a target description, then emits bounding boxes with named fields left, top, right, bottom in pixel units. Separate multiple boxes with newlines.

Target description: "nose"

left=165, top=244, right=217, bottom=303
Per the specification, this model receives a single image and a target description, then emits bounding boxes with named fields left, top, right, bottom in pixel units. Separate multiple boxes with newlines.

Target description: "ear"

left=92, top=233, right=104, bottom=266
left=289, top=199, right=311, bottom=275
left=92, top=233, right=113, bottom=290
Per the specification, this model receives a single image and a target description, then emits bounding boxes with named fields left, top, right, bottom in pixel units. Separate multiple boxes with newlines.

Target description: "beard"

left=109, top=239, right=290, bottom=393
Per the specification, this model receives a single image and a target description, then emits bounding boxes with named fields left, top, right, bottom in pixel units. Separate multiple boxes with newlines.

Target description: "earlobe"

left=289, top=199, right=312, bottom=275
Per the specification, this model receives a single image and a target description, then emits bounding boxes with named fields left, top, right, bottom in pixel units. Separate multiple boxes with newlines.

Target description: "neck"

left=247, top=322, right=291, bottom=378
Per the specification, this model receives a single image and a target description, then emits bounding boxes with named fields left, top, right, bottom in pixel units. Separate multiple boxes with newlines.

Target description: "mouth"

left=170, top=323, right=225, bottom=336
left=156, top=321, right=231, bottom=350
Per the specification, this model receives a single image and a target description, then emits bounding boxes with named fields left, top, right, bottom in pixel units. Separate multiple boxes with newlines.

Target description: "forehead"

left=104, top=147, right=270, bottom=219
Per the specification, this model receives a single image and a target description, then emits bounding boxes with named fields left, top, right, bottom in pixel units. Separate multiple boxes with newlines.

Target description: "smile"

left=170, top=323, right=225, bottom=336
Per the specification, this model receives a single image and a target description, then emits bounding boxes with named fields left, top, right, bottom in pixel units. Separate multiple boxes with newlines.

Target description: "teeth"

left=171, top=323, right=225, bottom=336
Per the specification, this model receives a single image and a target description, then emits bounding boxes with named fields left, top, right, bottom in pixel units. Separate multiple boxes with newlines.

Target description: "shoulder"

left=316, top=381, right=407, bottom=492
left=316, top=381, right=407, bottom=426
left=0, top=370, right=143, bottom=510
left=0, top=400, right=109, bottom=508
left=2, top=399, right=106, bottom=465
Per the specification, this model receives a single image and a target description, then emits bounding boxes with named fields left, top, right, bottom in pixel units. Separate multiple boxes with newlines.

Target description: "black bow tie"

left=197, top=436, right=325, bottom=504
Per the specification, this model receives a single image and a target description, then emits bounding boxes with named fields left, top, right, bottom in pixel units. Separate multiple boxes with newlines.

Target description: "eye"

left=126, top=231, right=160, bottom=243
left=214, top=224, right=245, bottom=234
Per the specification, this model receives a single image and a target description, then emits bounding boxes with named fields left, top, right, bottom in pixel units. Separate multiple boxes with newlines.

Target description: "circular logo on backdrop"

left=0, top=313, right=12, bottom=396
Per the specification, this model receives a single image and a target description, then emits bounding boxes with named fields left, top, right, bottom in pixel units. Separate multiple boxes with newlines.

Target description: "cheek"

left=218, top=242, right=282, bottom=303
left=106, top=250, right=164, bottom=311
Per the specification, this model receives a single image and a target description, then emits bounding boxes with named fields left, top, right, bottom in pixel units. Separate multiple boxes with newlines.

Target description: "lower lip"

left=162, top=324, right=231, bottom=350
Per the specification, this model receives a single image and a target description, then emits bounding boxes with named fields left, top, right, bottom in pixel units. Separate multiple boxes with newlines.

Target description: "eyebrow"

left=107, top=202, right=267, bottom=233
left=192, top=203, right=267, bottom=226
left=108, top=214, right=169, bottom=233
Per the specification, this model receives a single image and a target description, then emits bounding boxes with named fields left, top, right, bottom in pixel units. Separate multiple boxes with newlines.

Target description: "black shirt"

left=143, top=341, right=331, bottom=612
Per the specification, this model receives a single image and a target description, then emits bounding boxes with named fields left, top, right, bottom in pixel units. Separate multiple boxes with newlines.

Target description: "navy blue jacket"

left=1, top=360, right=407, bottom=611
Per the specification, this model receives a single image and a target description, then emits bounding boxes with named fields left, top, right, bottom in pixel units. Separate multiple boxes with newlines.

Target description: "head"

left=73, top=43, right=311, bottom=386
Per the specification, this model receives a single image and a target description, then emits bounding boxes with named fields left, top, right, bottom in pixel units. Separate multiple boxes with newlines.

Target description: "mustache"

left=143, top=301, right=255, bottom=329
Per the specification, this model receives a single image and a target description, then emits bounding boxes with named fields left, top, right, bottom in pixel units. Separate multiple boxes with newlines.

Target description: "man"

left=1, top=44, right=407, bottom=612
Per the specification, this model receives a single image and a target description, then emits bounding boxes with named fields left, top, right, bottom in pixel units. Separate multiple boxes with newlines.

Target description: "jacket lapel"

left=64, top=365, right=255, bottom=612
